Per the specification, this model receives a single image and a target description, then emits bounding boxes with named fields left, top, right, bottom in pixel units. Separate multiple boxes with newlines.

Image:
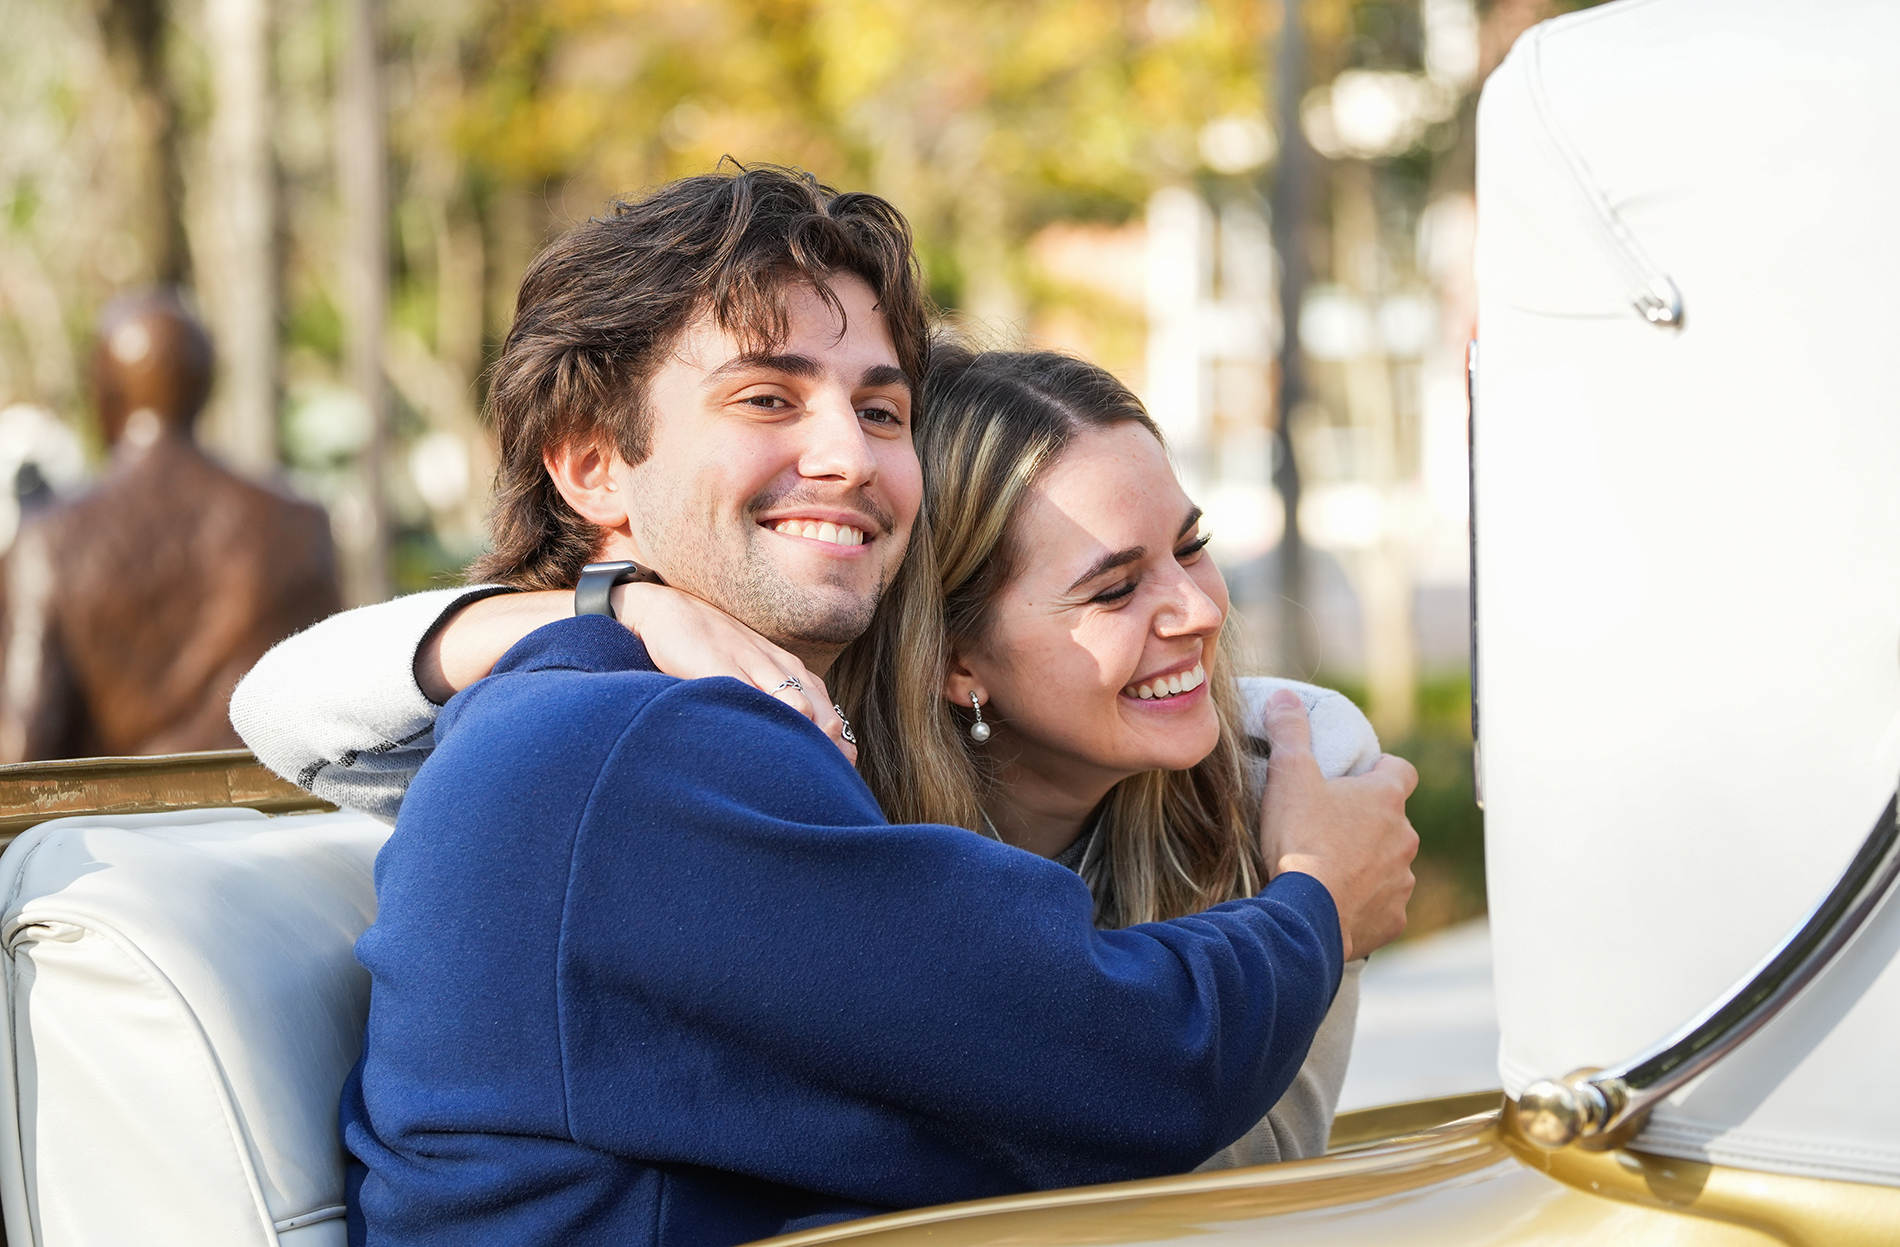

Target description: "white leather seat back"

left=1476, top=0, right=1900, bottom=1187
left=0, top=807, right=391, bottom=1246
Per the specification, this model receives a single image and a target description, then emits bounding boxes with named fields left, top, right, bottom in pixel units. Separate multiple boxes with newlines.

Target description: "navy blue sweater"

left=342, top=616, right=1343, bottom=1247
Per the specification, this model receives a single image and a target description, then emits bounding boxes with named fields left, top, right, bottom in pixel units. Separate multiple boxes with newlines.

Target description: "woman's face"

left=950, top=421, right=1228, bottom=793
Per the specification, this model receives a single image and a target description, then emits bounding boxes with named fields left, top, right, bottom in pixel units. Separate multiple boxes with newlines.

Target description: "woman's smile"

left=1122, top=660, right=1207, bottom=703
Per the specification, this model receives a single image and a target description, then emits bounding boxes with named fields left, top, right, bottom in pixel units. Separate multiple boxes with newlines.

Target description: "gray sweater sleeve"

left=1194, top=677, right=1381, bottom=1169
left=228, top=586, right=508, bottom=823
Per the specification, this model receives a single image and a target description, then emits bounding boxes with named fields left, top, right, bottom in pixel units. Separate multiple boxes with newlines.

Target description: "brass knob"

left=1516, top=1079, right=1586, bottom=1149
left=1514, top=1070, right=1622, bottom=1151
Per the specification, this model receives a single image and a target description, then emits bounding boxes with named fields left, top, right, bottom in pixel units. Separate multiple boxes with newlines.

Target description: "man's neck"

left=783, top=643, right=841, bottom=679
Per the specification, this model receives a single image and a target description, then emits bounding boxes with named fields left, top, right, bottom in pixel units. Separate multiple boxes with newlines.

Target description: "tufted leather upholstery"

left=0, top=807, right=389, bottom=1245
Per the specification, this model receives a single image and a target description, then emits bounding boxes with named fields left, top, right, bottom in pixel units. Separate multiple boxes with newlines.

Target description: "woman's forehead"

left=1021, top=424, right=1194, bottom=561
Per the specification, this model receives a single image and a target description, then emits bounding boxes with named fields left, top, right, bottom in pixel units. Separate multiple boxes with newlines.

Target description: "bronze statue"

left=0, top=290, right=341, bottom=761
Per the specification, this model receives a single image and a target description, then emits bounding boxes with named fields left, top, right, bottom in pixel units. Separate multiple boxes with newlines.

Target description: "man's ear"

left=543, top=439, right=630, bottom=531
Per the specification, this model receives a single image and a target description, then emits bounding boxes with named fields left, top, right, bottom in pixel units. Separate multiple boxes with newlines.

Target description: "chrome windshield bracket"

left=1515, top=790, right=1900, bottom=1151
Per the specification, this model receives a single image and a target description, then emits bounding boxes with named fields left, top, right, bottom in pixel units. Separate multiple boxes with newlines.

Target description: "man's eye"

left=745, top=394, right=790, bottom=409
left=1175, top=533, right=1212, bottom=561
left=859, top=406, right=900, bottom=425
left=1092, top=580, right=1138, bottom=605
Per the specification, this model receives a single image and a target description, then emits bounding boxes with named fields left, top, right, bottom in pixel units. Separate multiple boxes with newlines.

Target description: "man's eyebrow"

left=701, top=354, right=912, bottom=393
left=859, top=364, right=912, bottom=392
left=702, top=352, right=823, bottom=387
left=1065, top=509, right=1205, bottom=594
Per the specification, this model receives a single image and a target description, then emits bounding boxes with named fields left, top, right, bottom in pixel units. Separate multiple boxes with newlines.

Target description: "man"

left=0, top=290, right=338, bottom=761
left=295, top=167, right=1416, bottom=1247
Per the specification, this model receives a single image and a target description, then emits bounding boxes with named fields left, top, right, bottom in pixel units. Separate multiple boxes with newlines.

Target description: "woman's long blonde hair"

left=830, top=347, right=1263, bottom=928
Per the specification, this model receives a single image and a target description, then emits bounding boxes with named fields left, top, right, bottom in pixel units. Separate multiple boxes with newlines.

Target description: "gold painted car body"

left=764, top=1094, right=1900, bottom=1247
left=1, top=751, right=1892, bottom=1247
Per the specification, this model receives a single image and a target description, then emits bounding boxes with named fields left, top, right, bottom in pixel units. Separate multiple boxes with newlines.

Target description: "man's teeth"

left=1126, top=663, right=1206, bottom=701
left=772, top=519, right=865, bottom=547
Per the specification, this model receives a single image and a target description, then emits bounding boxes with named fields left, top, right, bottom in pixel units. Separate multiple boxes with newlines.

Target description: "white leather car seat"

left=0, top=806, right=390, bottom=1246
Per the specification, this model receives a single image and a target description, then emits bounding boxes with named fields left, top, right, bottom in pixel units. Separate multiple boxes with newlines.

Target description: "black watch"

left=574, top=560, right=665, bottom=620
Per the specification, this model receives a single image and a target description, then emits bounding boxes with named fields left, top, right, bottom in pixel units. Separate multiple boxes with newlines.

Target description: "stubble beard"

left=721, top=535, right=885, bottom=650
left=636, top=492, right=897, bottom=656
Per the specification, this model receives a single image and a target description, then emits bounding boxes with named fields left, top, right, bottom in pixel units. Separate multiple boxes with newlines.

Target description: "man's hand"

left=1258, top=688, right=1418, bottom=962
left=614, top=583, right=856, bottom=765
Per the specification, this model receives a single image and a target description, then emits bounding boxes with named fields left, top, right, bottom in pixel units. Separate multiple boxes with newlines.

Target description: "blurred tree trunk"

left=203, top=0, right=278, bottom=472
left=1334, top=160, right=1417, bottom=740
left=337, top=0, right=391, bottom=603
left=93, top=0, right=188, bottom=287
left=1267, top=0, right=1312, bottom=677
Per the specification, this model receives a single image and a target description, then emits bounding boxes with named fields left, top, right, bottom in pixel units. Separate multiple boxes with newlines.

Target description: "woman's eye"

left=1175, top=533, right=1212, bottom=561
left=1092, top=580, right=1138, bottom=605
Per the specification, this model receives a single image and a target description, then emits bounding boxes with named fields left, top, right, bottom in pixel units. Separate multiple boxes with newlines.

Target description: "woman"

left=233, top=346, right=1389, bottom=1169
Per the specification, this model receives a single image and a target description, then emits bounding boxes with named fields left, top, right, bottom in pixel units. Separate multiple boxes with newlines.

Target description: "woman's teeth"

left=772, top=519, right=865, bottom=547
left=1125, top=663, right=1206, bottom=701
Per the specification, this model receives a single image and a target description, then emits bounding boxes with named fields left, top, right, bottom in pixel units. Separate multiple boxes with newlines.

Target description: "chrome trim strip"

left=1517, top=791, right=1900, bottom=1149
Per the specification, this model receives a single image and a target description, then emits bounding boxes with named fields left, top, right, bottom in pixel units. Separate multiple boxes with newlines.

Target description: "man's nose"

left=798, top=394, right=879, bottom=487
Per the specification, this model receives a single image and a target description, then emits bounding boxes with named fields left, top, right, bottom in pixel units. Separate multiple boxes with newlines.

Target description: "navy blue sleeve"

left=553, top=675, right=1343, bottom=1207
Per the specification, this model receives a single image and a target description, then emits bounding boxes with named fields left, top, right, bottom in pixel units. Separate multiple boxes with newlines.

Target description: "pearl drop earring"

left=968, top=692, right=991, bottom=743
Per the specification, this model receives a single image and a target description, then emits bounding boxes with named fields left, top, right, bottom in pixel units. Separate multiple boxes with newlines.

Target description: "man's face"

left=607, top=275, right=921, bottom=668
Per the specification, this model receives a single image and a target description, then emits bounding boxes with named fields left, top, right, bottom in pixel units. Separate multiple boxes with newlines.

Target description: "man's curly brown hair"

left=470, top=164, right=931, bottom=590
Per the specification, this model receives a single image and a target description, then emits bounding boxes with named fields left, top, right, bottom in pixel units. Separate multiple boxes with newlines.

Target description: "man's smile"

left=768, top=518, right=867, bottom=547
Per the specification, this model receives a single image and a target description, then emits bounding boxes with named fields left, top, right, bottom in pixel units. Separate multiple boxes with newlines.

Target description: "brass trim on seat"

left=0, top=749, right=335, bottom=849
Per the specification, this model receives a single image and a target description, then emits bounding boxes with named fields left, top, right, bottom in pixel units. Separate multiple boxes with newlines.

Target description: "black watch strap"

left=575, top=560, right=665, bottom=620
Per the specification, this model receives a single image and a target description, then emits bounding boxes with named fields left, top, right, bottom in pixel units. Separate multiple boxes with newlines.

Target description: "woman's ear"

left=942, top=652, right=985, bottom=709
left=543, top=439, right=630, bottom=531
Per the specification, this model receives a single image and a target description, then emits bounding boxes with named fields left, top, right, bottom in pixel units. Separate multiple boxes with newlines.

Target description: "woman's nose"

left=1154, top=567, right=1224, bottom=637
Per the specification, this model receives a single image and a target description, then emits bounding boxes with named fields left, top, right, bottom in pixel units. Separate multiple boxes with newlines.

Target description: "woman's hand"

left=613, top=582, right=857, bottom=765
left=1258, top=689, right=1418, bottom=962
left=416, top=590, right=571, bottom=704
left=414, top=584, right=856, bottom=765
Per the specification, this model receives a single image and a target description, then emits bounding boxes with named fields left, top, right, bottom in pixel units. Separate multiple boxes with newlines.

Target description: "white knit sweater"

left=229, top=589, right=1381, bottom=1168
left=231, top=586, right=507, bottom=822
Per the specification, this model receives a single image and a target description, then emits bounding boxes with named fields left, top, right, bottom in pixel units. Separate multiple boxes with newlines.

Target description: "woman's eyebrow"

left=1066, top=509, right=1207, bottom=593
left=1067, top=546, right=1145, bottom=593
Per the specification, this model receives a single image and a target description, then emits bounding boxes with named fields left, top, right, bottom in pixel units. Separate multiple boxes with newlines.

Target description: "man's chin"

left=697, top=541, right=892, bottom=655
left=720, top=576, right=880, bottom=652
left=762, top=586, right=880, bottom=649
